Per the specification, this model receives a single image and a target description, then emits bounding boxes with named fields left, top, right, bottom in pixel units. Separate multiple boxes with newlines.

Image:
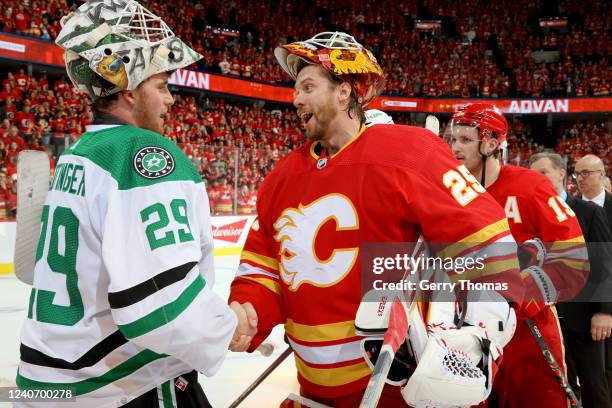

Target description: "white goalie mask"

left=56, top=0, right=202, bottom=99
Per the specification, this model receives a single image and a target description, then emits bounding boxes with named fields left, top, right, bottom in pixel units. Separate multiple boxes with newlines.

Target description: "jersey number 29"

left=28, top=205, right=84, bottom=326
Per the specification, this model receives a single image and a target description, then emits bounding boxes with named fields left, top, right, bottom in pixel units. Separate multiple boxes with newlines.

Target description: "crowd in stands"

left=555, top=120, right=612, bottom=172
left=166, top=95, right=302, bottom=214
left=0, top=69, right=609, bottom=219
left=0, top=69, right=305, bottom=217
left=1, top=0, right=608, bottom=98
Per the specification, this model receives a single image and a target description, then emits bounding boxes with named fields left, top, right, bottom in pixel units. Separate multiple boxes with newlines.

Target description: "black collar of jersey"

left=313, top=142, right=326, bottom=158
left=91, top=111, right=129, bottom=126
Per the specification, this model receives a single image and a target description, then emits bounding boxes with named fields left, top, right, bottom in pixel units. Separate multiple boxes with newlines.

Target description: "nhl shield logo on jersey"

left=133, top=147, right=175, bottom=179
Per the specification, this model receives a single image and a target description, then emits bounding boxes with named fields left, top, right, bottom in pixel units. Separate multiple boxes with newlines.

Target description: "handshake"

left=229, top=301, right=258, bottom=352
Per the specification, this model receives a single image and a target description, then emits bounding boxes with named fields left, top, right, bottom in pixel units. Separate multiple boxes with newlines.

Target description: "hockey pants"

left=491, top=306, right=569, bottom=407
left=122, top=370, right=212, bottom=408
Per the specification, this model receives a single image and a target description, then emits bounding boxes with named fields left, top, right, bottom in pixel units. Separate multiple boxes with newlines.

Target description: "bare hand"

left=591, top=312, right=612, bottom=341
left=229, top=302, right=258, bottom=352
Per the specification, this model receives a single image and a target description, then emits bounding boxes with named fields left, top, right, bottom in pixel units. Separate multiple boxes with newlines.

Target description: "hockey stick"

left=525, top=317, right=580, bottom=408
left=14, top=150, right=50, bottom=285
left=359, top=296, right=415, bottom=408
left=228, top=346, right=293, bottom=408
left=425, top=115, right=440, bottom=136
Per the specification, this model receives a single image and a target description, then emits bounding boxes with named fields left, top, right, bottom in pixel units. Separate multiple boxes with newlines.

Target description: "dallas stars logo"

left=133, top=146, right=175, bottom=179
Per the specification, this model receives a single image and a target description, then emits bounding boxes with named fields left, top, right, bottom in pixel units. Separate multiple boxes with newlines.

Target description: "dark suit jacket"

left=557, top=194, right=612, bottom=332
left=604, top=191, right=612, bottom=233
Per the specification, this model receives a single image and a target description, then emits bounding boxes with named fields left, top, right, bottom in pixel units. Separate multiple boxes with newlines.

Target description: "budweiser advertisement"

left=0, top=33, right=610, bottom=114
left=211, top=216, right=256, bottom=256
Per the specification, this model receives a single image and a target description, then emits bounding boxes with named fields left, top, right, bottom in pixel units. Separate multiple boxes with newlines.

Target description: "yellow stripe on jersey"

left=440, top=219, right=511, bottom=258
left=238, top=276, right=282, bottom=295
left=285, top=319, right=356, bottom=343
left=553, top=235, right=586, bottom=244
left=459, top=218, right=510, bottom=243
left=449, top=257, right=520, bottom=282
left=295, top=355, right=371, bottom=387
left=547, top=258, right=590, bottom=272
left=241, top=250, right=279, bottom=271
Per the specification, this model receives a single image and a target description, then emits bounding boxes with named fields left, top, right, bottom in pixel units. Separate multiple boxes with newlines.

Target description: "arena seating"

left=2, top=70, right=609, bottom=218
left=1, top=0, right=608, bottom=97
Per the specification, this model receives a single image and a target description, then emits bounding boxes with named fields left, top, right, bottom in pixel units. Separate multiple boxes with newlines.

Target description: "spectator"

left=530, top=152, right=612, bottom=408
left=0, top=169, right=10, bottom=220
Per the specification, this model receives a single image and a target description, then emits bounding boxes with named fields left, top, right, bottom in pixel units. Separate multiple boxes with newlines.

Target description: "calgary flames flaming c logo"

left=273, top=194, right=359, bottom=291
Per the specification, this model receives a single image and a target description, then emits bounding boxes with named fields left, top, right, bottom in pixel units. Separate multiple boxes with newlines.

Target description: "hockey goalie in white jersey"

left=14, top=1, right=255, bottom=407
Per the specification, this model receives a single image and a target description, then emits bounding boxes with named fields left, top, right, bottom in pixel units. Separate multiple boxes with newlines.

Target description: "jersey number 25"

left=443, top=165, right=486, bottom=207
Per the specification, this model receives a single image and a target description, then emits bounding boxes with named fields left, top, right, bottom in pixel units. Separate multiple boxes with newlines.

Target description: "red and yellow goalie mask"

left=274, top=32, right=385, bottom=106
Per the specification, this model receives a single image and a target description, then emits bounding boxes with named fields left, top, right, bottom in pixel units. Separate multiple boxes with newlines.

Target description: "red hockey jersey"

left=230, top=124, right=523, bottom=398
left=487, top=165, right=588, bottom=303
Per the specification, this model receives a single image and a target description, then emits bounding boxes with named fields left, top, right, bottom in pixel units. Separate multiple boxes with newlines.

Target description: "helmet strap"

left=480, top=153, right=488, bottom=187
left=478, top=139, right=500, bottom=187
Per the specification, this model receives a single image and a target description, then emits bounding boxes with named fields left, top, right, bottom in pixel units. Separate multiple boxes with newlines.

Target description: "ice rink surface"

left=0, top=255, right=298, bottom=408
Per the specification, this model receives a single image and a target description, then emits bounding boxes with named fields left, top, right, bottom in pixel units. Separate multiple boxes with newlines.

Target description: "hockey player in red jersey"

left=448, top=103, right=589, bottom=407
left=229, top=33, right=525, bottom=407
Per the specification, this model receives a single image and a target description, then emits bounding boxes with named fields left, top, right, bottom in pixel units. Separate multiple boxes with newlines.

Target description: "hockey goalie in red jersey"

left=229, top=33, right=526, bottom=407
left=447, top=103, right=589, bottom=407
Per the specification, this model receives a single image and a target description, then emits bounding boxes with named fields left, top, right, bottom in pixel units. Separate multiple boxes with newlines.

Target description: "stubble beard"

left=305, top=99, right=338, bottom=143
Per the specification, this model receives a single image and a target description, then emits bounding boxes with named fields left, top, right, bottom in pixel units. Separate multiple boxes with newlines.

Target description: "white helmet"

left=56, top=0, right=202, bottom=99
left=364, top=109, right=394, bottom=126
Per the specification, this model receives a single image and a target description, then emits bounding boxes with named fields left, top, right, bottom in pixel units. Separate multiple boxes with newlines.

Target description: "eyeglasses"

left=572, top=170, right=602, bottom=179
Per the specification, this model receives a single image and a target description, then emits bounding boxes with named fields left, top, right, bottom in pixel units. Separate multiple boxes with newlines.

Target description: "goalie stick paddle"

left=359, top=296, right=412, bottom=408
left=425, top=115, right=440, bottom=136
left=14, top=150, right=50, bottom=285
left=525, top=317, right=580, bottom=408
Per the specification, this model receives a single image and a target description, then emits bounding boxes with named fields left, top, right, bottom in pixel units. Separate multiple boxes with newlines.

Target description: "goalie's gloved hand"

left=515, top=263, right=556, bottom=319
left=517, top=238, right=546, bottom=270
left=362, top=338, right=417, bottom=385
left=513, top=297, right=548, bottom=319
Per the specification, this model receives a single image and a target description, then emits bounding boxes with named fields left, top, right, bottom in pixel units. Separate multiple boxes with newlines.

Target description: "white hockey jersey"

left=16, top=124, right=237, bottom=407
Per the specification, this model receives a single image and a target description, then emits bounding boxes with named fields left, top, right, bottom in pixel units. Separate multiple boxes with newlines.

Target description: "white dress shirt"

left=582, top=189, right=606, bottom=207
